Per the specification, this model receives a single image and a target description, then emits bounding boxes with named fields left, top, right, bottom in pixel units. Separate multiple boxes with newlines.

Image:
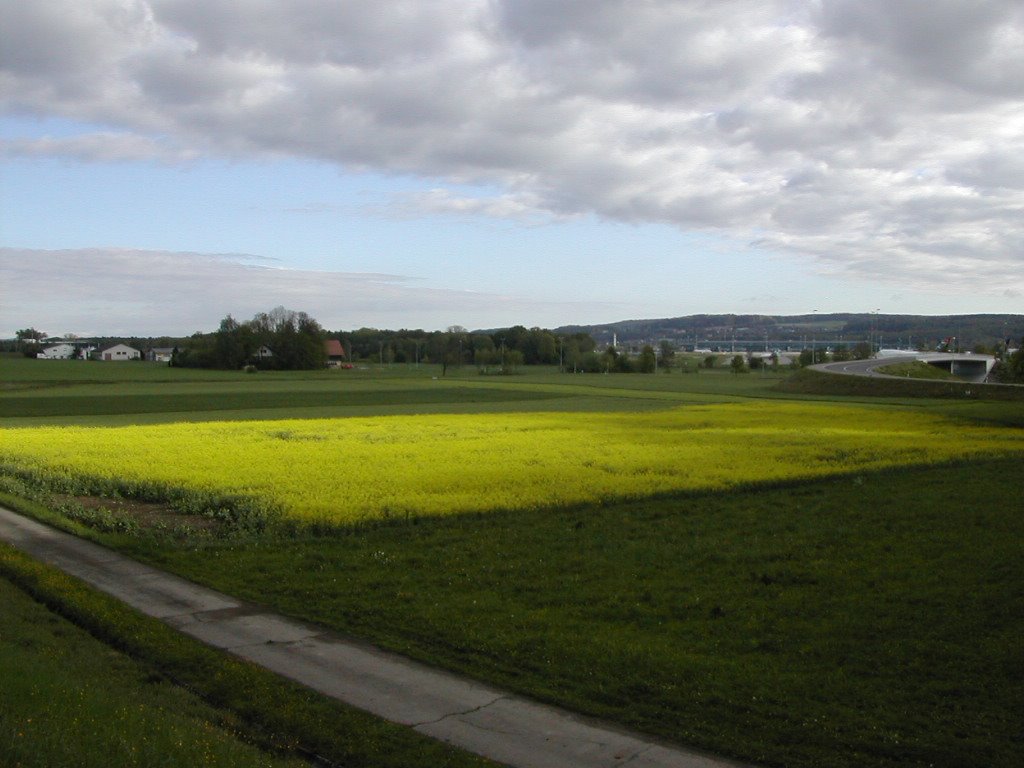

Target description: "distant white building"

left=100, top=344, right=141, bottom=361
left=147, top=347, right=176, bottom=363
left=38, top=343, right=77, bottom=360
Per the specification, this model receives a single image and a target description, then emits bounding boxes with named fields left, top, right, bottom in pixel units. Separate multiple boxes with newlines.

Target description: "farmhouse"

left=37, top=343, right=77, bottom=360
left=100, top=344, right=141, bottom=361
left=324, top=339, right=346, bottom=366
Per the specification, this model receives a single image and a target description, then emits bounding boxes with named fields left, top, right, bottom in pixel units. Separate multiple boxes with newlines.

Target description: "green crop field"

left=1, top=353, right=1022, bottom=767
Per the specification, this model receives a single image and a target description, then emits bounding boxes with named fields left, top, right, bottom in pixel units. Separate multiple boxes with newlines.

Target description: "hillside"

left=555, top=313, right=1024, bottom=352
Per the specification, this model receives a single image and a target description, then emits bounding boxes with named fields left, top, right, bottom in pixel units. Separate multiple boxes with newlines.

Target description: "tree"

left=562, top=333, right=596, bottom=373
left=171, top=332, right=216, bottom=368
left=570, top=333, right=596, bottom=355
left=213, top=315, right=254, bottom=369
left=658, top=340, right=676, bottom=371
left=563, top=337, right=582, bottom=372
left=832, top=345, right=851, bottom=362
left=580, top=351, right=603, bottom=373
left=600, top=346, right=618, bottom=373
left=730, top=354, right=747, bottom=374
left=522, top=328, right=558, bottom=365
left=502, top=348, right=524, bottom=374
left=16, top=327, right=46, bottom=343
left=472, top=334, right=497, bottom=372
left=16, top=327, right=47, bottom=356
left=292, top=312, right=327, bottom=369
left=798, top=349, right=815, bottom=367
left=612, top=351, right=634, bottom=373
left=851, top=342, right=872, bottom=360
left=702, top=355, right=718, bottom=369
left=1007, top=338, right=1024, bottom=382
left=503, top=325, right=529, bottom=354
left=638, top=345, right=657, bottom=373
left=474, top=346, right=497, bottom=371
left=430, top=327, right=467, bottom=376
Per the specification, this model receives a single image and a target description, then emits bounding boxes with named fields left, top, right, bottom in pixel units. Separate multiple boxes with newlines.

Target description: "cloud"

left=2, top=1, right=1023, bottom=291
left=393, top=188, right=566, bottom=225
left=0, top=247, right=610, bottom=337
left=0, top=133, right=199, bottom=164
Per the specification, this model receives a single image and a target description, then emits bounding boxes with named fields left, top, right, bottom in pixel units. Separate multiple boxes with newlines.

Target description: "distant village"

left=31, top=338, right=351, bottom=368
left=10, top=309, right=1023, bottom=379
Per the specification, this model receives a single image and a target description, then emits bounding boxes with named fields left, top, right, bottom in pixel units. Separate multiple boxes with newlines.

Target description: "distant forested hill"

left=555, top=313, right=1024, bottom=351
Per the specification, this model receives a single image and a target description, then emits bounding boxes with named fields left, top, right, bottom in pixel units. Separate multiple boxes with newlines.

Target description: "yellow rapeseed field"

left=1, top=402, right=1021, bottom=524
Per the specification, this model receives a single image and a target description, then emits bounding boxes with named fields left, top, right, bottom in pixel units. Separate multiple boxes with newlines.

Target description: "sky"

left=2, top=0, right=1022, bottom=338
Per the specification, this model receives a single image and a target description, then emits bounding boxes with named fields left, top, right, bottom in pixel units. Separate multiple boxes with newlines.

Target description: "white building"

left=147, top=347, right=176, bottom=363
left=100, top=344, right=141, bottom=361
left=37, top=343, right=77, bottom=360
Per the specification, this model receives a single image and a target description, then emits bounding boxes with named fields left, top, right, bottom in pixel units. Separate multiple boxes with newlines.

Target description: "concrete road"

left=0, top=505, right=751, bottom=768
left=811, top=355, right=919, bottom=378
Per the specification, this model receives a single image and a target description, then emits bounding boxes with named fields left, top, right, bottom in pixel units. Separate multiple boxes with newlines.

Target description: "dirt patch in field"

left=54, top=494, right=219, bottom=533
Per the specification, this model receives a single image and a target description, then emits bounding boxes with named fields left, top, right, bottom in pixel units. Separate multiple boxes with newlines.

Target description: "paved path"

left=0, top=506, right=749, bottom=768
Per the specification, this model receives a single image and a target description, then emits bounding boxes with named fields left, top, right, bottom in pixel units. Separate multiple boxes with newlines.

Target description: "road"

left=0, top=504, right=750, bottom=768
left=810, top=355, right=920, bottom=378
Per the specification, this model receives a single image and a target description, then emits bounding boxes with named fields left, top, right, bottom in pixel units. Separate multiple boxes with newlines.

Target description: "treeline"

left=173, top=308, right=326, bottom=370
left=168, top=310, right=601, bottom=373
left=340, top=325, right=598, bottom=373
left=561, top=313, right=1024, bottom=352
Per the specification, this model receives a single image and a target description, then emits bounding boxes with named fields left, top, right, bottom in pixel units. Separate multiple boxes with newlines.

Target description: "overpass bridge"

left=817, top=353, right=997, bottom=383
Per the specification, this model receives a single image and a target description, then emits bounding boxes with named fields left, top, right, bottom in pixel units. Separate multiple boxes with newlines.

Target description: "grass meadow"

left=1, top=354, right=1022, bottom=767
left=0, top=540, right=496, bottom=768
left=0, top=572, right=310, bottom=768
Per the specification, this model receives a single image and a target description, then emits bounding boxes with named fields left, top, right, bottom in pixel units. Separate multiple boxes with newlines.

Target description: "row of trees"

left=340, top=325, right=598, bottom=374
left=17, top=309, right=1024, bottom=382
left=166, top=312, right=601, bottom=374
left=174, top=308, right=326, bottom=370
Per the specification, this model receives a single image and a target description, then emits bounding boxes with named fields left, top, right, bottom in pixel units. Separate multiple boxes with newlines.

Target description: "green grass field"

left=1, top=357, right=789, bottom=425
left=1, top=354, right=1022, bottom=767
left=0, top=573, right=309, bottom=768
left=875, top=360, right=961, bottom=380
left=0, top=541, right=496, bottom=768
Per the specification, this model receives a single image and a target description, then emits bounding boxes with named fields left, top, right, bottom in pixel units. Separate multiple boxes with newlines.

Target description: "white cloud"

left=0, top=132, right=198, bottom=164
left=2, top=1, right=1023, bottom=293
left=0, top=247, right=612, bottom=336
left=395, top=188, right=566, bottom=225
